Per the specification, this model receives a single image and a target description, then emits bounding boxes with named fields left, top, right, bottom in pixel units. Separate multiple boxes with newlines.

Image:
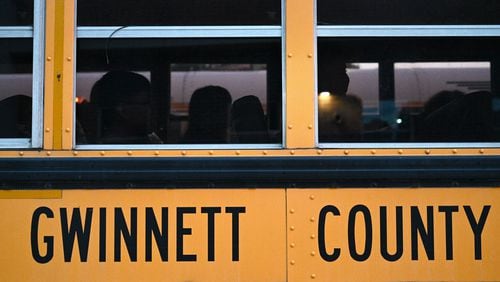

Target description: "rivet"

left=310, top=234, right=316, bottom=239
left=46, top=151, right=52, bottom=156
left=317, top=150, right=322, bottom=155
left=371, top=150, right=376, bottom=155
left=235, top=150, right=241, bottom=155
left=307, top=54, right=313, bottom=58
left=66, top=56, right=72, bottom=61
left=290, top=150, right=295, bottom=155
left=309, top=195, right=315, bottom=200
left=290, top=260, right=296, bottom=265
left=72, top=151, right=78, bottom=156
left=45, top=128, right=50, bottom=132
left=154, top=151, right=160, bottom=156
left=288, top=53, right=293, bottom=58
left=310, top=251, right=316, bottom=256
left=100, top=151, right=105, bottom=156
left=425, top=149, right=431, bottom=155
left=288, top=125, right=293, bottom=130
left=308, top=124, right=313, bottom=129
left=398, top=149, right=403, bottom=154
left=344, top=150, right=349, bottom=155
left=46, top=56, right=52, bottom=61
left=65, top=128, right=70, bottom=133
left=290, top=243, right=295, bottom=248
left=310, top=217, right=315, bottom=222
left=262, top=150, right=268, bottom=155
left=127, top=151, right=133, bottom=156
left=19, top=151, right=24, bottom=156
left=452, top=149, right=458, bottom=154
left=290, top=226, right=295, bottom=231
left=181, top=151, right=187, bottom=156
left=290, top=209, right=295, bottom=214
left=479, top=149, right=485, bottom=154
left=209, top=150, right=214, bottom=155
left=311, top=274, right=316, bottom=279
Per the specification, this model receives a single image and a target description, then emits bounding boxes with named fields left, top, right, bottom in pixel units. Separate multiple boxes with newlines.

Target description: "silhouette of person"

left=317, top=49, right=350, bottom=96
left=86, top=70, right=154, bottom=144
left=230, top=95, right=269, bottom=143
left=417, top=90, right=494, bottom=141
left=183, top=85, right=232, bottom=144
left=0, top=94, right=31, bottom=138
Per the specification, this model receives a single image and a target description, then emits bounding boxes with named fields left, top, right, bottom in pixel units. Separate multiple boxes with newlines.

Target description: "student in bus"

left=83, top=70, right=155, bottom=144
left=317, top=51, right=363, bottom=141
left=230, top=95, right=269, bottom=143
left=0, top=94, right=31, bottom=138
left=182, top=85, right=232, bottom=144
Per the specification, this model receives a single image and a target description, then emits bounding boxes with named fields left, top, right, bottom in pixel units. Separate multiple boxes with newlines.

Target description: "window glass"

left=317, top=38, right=500, bottom=143
left=317, top=0, right=500, bottom=25
left=75, top=38, right=282, bottom=145
left=0, top=39, right=33, bottom=138
left=78, top=0, right=281, bottom=26
left=0, top=0, right=33, bottom=26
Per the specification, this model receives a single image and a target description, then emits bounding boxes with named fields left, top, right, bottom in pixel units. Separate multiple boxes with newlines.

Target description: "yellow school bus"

left=1, top=0, right=499, bottom=281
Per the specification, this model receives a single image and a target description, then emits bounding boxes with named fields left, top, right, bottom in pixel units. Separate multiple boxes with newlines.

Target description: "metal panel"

left=0, top=189, right=286, bottom=281
left=287, top=188, right=500, bottom=281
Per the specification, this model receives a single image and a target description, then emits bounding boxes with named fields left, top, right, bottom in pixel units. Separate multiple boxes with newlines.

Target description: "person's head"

left=185, top=85, right=232, bottom=143
left=318, top=50, right=350, bottom=96
left=90, top=71, right=150, bottom=107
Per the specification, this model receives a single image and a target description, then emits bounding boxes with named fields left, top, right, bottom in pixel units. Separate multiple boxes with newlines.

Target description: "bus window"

left=0, top=0, right=42, bottom=148
left=77, top=0, right=281, bottom=26
left=0, top=39, right=33, bottom=138
left=0, top=0, right=33, bottom=26
left=75, top=38, right=282, bottom=146
left=317, top=0, right=500, bottom=25
left=317, top=37, right=500, bottom=144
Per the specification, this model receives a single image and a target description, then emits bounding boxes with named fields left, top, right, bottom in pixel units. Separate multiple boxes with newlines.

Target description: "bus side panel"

left=0, top=189, right=286, bottom=282
left=288, top=188, right=500, bottom=282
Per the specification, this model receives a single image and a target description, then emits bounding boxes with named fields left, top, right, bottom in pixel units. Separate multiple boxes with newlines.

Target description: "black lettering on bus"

left=177, top=207, right=197, bottom=261
left=438, top=206, right=459, bottom=260
left=411, top=206, right=434, bottom=260
left=145, top=207, right=168, bottom=262
left=31, top=207, right=54, bottom=264
left=380, top=206, right=403, bottom=262
left=114, top=207, right=137, bottom=262
left=60, top=208, right=93, bottom=262
left=464, top=205, right=491, bottom=260
left=318, top=205, right=341, bottom=262
left=201, top=207, right=221, bottom=261
left=226, top=207, right=245, bottom=261
left=99, top=208, right=106, bottom=262
left=348, top=205, right=372, bottom=261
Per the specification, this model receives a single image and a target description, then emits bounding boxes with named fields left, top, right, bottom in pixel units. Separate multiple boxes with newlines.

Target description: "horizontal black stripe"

left=1, top=156, right=500, bottom=189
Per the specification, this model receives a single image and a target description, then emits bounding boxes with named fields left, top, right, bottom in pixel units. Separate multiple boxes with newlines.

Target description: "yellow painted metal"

left=51, top=0, right=65, bottom=149
left=0, top=190, right=62, bottom=199
left=285, top=0, right=316, bottom=148
left=0, top=189, right=286, bottom=282
left=50, top=0, right=74, bottom=150
left=61, top=0, right=75, bottom=150
left=288, top=188, right=500, bottom=282
left=43, top=0, right=56, bottom=150
left=1, top=148, right=500, bottom=158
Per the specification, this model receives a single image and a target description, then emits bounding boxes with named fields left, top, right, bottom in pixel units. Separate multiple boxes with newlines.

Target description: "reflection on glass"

left=0, top=0, right=34, bottom=26
left=0, top=39, right=33, bottom=138
left=318, top=38, right=500, bottom=143
left=78, top=0, right=281, bottom=26
left=317, top=0, right=500, bottom=25
left=75, top=38, right=282, bottom=145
